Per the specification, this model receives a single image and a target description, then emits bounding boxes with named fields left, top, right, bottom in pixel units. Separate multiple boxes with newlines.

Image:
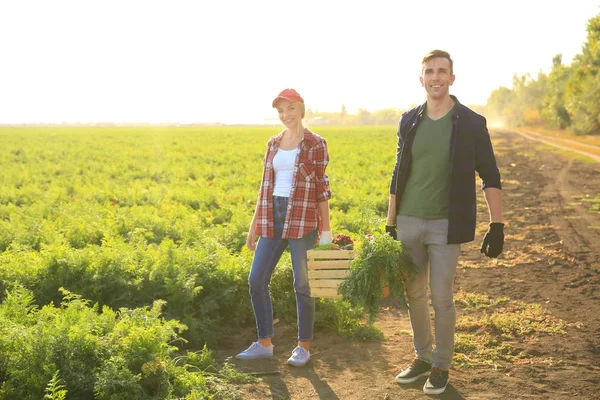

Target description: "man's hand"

left=319, top=230, right=332, bottom=245
left=385, top=225, right=397, bottom=240
left=480, top=222, right=504, bottom=258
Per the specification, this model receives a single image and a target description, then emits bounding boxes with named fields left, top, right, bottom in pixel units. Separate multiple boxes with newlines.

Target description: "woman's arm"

left=314, top=138, right=332, bottom=244
left=246, top=207, right=259, bottom=251
left=247, top=140, right=272, bottom=251
left=317, top=200, right=331, bottom=231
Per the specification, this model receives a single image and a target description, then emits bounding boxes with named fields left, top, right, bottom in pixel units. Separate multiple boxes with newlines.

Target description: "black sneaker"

left=395, top=359, right=432, bottom=383
left=423, top=367, right=449, bottom=395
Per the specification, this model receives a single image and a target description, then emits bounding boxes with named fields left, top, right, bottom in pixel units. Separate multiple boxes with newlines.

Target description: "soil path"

left=221, top=130, right=600, bottom=400
left=515, top=130, right=600, bottom=162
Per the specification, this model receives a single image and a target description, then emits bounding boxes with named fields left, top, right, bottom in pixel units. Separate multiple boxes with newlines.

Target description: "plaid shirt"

left=255, top=128, right=332, bottom=239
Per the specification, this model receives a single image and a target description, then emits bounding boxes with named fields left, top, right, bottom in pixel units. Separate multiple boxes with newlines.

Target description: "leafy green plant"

left=338, top=233, right=416, bottom=323
left=0, top=126, right=401, bottom=348
left=0, top=126, right=416, bottom=394
left=454, top=289, right=510, bottom=310
left=454, top=291, right=567, bottom=367
left=44, top=371, right=67, bottom=400
left=0, top=284, right=255, bottom=399
left=314, top=298, right=383, bottom=340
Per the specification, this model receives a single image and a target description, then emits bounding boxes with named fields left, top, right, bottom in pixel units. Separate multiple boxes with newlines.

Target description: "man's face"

left=420, top=57, right=455, bottom=101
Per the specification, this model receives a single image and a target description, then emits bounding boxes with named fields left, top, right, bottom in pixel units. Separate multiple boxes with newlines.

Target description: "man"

left=386, top=49, right=504, bottom=395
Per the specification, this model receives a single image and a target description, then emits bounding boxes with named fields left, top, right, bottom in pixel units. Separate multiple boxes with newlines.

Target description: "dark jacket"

left=389, top=96, right=501, bottom=244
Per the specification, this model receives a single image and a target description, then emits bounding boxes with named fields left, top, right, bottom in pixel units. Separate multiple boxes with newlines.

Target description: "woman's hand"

left=246, top=226, right=257, bottom=251
left=319, top=230, right=332, bottom=245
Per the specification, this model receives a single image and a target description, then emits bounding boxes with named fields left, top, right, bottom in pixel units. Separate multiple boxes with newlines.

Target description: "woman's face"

left=276, top=100, right=302, bottom=129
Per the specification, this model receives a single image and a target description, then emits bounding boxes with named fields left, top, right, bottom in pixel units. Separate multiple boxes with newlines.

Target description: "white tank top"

left=272, top=148, right=297, bottom=197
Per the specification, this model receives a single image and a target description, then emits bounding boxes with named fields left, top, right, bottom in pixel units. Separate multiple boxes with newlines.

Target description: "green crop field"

left=0, top=126, right=398, bottom=399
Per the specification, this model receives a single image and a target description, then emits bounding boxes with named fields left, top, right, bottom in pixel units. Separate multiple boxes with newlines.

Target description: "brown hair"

left=422, top=50, right=453, bottom=74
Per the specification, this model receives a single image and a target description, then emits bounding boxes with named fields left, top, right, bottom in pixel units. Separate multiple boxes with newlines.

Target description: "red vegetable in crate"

left=332, top=234, right=354, bottom=249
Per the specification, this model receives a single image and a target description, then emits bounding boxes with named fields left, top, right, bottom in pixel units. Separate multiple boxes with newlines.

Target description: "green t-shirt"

left=398, top=107, right=454, bottom=219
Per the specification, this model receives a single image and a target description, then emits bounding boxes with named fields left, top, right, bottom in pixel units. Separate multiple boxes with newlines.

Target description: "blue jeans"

left=249, top=196, right=317, bottom=341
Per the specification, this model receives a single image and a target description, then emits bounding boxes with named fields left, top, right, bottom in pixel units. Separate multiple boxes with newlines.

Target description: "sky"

left=1, top=0, right=599, bottom=125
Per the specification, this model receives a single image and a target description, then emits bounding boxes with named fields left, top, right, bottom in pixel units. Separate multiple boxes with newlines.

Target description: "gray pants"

left=396, top=215, right=461, bottom=370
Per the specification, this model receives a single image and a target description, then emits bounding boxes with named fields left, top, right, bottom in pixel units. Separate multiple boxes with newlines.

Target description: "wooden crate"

left=307, top=249, right=354, bottom=298
left=307, top=249, right=391, bottom=299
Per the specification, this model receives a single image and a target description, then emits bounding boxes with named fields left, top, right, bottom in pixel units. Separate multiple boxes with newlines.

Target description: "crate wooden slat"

left=308, top=269, right=351, bottom=279
left=307, top=250, right=354, bottom=259
left=310, top=287, right=342, bottom=298
left=308, top=279, right=346, bottom=288
left=307, top=259, right=352, bottom=269
left=307, top=249, right=354, bottom=298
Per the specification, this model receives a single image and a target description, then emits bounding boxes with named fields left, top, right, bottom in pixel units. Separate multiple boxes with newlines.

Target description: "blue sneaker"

left=287, top=346, right=311, bottom=367
left=235, top=342, right=273, bottom=360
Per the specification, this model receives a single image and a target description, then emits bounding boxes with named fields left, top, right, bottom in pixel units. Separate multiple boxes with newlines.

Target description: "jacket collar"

left=417, top=95, right=462, bottom=120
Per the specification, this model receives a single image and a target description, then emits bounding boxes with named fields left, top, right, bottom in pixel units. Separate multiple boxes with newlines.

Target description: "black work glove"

left=480, top=222, right=504, bottom=258
left=385, top=225, right=397, bottom=240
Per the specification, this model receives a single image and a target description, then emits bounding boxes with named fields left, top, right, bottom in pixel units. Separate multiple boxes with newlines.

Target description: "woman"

left=236, top=88, right=333, bottom=367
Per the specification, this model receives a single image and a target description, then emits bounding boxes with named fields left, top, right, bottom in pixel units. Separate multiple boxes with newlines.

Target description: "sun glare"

left=0, top=1, right=598, bottom=124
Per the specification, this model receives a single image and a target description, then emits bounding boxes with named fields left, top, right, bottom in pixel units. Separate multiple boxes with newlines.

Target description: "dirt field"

left=221, top=130, right=600, bottom=400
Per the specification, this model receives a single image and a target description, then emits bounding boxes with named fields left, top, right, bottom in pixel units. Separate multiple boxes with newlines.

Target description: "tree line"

left=485, top=12, right=600, bottom=135
left=305, top=104, right=405, bottom=126
left=307, top=12, right=599, bottom=136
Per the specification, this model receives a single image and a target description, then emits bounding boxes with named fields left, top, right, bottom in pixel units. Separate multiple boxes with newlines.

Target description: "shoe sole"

left=395, top=371, right=430, bottom=384
left=423, top=381, right=448, bottom=395
left=235, top=354, right=273, bottom=360
left=287, top=358, right=310, bottom=367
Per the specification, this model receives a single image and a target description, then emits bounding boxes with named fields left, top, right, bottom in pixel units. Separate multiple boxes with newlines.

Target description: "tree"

left=486, top=86, right=515, bottom=126
left=357, top=108, right=372, bottom=125
left=541, top=54, right=572, bottom=129
left=564, top=13, right=600, bottom=135
left=372, top=108, right=401, bottom=125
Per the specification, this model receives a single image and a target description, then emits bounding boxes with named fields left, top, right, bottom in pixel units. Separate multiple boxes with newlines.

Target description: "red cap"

left=272, top=88, right=304, bottom=107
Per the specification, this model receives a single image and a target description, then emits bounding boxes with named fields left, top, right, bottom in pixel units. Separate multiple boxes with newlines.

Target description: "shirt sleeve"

left=262, top=138, right=273, bottom=166
left=474, top=116, right=502, bottom=190
left=389, top=120, right=404, bottom=194
left=314, top=138, right=332, bottom=202
left=256, top=139, right=272, bottom=198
